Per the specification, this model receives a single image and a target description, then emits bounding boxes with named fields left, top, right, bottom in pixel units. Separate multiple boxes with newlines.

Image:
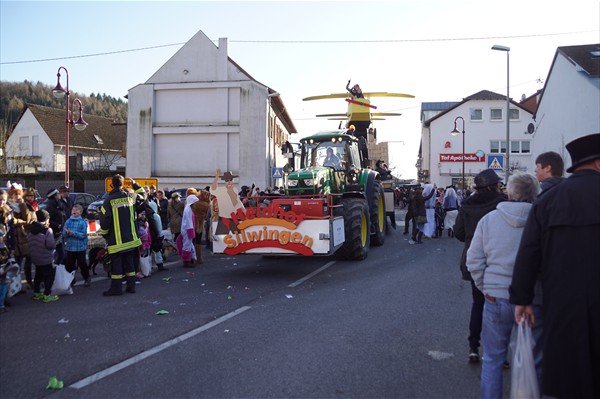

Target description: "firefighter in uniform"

left=99, top=175, right=146, bottom=296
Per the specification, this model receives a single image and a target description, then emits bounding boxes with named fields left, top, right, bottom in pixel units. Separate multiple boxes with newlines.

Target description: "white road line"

left=288, top=260, right=337, bottom=288
left=69, top=305, right=252, bottom=390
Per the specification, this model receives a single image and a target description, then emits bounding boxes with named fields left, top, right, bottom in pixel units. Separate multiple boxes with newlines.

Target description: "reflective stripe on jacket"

left=99, top=185, right=145, bottom=254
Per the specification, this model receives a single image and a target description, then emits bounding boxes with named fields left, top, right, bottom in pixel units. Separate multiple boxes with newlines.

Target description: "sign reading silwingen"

left=219, top=204, right=315, bottom=256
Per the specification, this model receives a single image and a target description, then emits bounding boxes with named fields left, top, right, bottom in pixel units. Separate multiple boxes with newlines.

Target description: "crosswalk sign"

left=487, top=155, right=504, bottom=170
left=271, top=167, right=284, bottom=179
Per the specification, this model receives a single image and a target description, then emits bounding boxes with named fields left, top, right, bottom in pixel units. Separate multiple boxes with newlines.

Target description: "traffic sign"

left=487, top=155, right=504, bottom=170
left=271, top=167, right=284, bottom=179
left=104, top=178, right=158, bottom=192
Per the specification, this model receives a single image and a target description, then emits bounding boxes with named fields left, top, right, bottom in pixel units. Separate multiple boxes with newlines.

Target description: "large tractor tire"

left=369, top=180, right=386, bottom=246
left=336, top=198, right=370, bottom=260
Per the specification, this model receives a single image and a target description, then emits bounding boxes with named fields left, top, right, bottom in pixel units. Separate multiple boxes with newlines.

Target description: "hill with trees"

left=0, top=80, right=128, bottom=126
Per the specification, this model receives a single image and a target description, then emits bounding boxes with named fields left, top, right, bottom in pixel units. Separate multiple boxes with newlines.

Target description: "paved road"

left=0, top=212, right=496, bottom=398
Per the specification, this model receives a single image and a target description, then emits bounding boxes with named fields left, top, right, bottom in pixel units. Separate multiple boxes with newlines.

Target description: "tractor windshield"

left=303, top=141, right=347, bottom=170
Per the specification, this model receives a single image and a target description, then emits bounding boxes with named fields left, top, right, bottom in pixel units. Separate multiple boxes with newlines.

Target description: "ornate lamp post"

left=491, top=44, right=511, bottom=183
left=52, top=66, right=88, bottom=188
left=451, top=116, right=466, bottom=194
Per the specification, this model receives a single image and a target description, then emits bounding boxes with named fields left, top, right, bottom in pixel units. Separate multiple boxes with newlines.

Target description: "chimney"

left=218, top=38, right=228, bottom=81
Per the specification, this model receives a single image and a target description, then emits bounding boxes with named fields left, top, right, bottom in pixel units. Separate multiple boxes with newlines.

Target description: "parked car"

left=39, top=192, right=100, bottom=218
left=86, top=192, right=109, bottom=219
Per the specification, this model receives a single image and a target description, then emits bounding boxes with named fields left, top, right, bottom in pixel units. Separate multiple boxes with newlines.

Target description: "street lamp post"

left=451, top=116, right=466, bottom=194
left=52, top=66, right=88, bottom=189
left=491, top=44, right=511, bottom=183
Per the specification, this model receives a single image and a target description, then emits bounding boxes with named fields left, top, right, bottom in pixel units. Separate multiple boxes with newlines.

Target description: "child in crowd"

left=62, top=204, right=90, bottom=287
left=27, top=209, right=58, bottom=302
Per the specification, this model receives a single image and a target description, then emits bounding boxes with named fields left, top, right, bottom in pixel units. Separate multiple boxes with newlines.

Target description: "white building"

left=530, top=43, right=600, bottom=168
left=126, top=30, right=297, bottom=190
left=420, top=90, right=534, bottom=190
left=6, top=104, right=125, bottom=177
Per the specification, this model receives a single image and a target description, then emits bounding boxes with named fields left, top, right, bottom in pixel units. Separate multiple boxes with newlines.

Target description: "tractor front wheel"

left=336, top=198, right=370, bottom=260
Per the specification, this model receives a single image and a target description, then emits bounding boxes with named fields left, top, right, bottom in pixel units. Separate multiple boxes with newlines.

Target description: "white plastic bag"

left=510, top=319, right=540, bottom=399
left=51, top=264, right=74, bottom=296
left=139, top=255, right=152, bottom=277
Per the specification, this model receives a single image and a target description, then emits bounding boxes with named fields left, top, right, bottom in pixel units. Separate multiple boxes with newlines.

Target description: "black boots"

left=416, top=232, right=424, bottom=244
left=157, top=263, right=169, bottom=272
left=103, top=279, right=122, bottom=296
left=125, top=275, right=136, bottom=294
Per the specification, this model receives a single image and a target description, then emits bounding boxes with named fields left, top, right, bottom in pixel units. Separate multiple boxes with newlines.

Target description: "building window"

left=32, top=136, right=39, bottom=156
left=509, top=108, right=520, bottom=120
left=19, top=136, right=29, bottom=153
left=470, top=108, right=482, bottom=121
left=511, top=140, right=531, bottom=154
left=490, top=140, right=507, bottom=154
left=490, top=108, right=503, bottom=121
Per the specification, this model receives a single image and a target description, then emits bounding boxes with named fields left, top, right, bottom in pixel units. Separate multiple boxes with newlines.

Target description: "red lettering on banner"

left=439, top=154, right=486, bottom=162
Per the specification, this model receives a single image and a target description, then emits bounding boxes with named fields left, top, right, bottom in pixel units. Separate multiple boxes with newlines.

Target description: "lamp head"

left=491, top=44, right=510, bottom=52
left=52, top=80, right=66, bottom=99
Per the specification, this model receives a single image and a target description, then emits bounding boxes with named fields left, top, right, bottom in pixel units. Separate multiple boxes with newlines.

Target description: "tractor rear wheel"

left=336, top=198, right=370, bottom=260
left=370, top=180, right=386, bottom=246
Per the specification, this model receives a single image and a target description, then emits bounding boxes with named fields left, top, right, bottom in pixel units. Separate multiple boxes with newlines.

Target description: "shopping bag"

left=51, top=264, right=74, bottom=296
left=139, top=255, right=152, bottom=277
left=510, top=319, right=540, bottom=399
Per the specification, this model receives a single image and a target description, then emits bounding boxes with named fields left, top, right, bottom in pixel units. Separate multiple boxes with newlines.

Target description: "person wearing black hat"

left=58, top=185, right=74, bottom=219
left=45, top=188, right=66, bottom=265
left=510, top=133, right=600, bottom=398
left=454, top=168, right=507, bottom=362
left=210, top=169, right=245, bottom=234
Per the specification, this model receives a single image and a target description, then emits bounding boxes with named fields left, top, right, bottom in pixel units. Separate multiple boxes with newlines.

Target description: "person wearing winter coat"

left=454, top=169, right=507, bottom=363
left=44, top=189, right=66, bottom=265
left=510, top=133, right=600, bottom=398
left=408, top=186, right=435, bottom=244
left=62, top=204, right=90, bottom=287
left=467, top=172, right=543, bottom=399
left=27, top=209, right=58, bottom=302
left=8, top=184, right=36, bottom=288
left=167, top=192, right=184, bottom=240
left=147, top=200, right=167, bottom=272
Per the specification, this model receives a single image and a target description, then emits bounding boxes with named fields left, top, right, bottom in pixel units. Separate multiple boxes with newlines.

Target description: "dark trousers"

left=65, top=250, right=89, bottom=281
left=468, top=278, right=485, bottom=350
left=404, top=209, right=413, bottom=234
left=110, top=249, right=135, bottom=279
left=16, top=256, right=33, bottom=284
left=33, top=263, right=55, bottom=295
left=54, top=243, right=65, bottom=265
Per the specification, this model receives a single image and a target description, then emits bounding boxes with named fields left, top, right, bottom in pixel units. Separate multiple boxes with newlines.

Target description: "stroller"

left=1, top=258, right=22, bottom=299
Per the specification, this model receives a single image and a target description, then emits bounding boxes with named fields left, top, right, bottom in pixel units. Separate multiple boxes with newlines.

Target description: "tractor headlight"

left=303, top=179, right=314, bottom=186
left=287, top=180, right=298, bottom=187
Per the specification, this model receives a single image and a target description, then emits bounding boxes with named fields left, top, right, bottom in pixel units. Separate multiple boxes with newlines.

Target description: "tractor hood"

left=286, top=167, right=332, bottom=195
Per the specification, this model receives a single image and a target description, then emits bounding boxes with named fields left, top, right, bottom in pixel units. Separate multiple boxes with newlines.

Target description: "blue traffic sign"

left=487, top=154, right=504, bottom=170
left=271, top=167, right=284, bottom=179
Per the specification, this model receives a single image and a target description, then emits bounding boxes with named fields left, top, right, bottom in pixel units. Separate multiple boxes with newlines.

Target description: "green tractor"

left=283, top=129, right=388, bottom=260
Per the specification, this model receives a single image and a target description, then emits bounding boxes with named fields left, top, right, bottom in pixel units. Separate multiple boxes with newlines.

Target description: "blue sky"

left=1, top=1, right=598, bottom=179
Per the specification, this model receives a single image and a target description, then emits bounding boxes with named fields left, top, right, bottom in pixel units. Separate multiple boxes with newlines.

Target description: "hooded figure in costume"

left=179, top=195, right=198, bottom=265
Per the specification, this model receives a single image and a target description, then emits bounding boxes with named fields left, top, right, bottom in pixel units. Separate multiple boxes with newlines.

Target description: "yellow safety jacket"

left=99, top=184, right=145, bottom=254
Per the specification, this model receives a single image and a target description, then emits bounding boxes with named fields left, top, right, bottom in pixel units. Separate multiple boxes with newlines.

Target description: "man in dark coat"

left=510, top=133, right=600, bottom=398
left=45, top=188, right=66, bottom=264
left=454, top=169, right=507, bottom=362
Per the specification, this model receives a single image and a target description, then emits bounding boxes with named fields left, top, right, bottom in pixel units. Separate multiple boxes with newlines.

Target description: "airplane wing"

left=372, top=112, right=402, bottom=117
left=316, top=113, right=348, bottom=118
left=303, top=93, right=350, bottom=101
left=362, top=92, right=415, bottom=98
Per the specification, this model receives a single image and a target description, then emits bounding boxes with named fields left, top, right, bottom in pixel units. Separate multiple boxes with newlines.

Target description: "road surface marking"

left=69, top=306, right=252, bottom=389
left=288, top=260, right=337, bottom=288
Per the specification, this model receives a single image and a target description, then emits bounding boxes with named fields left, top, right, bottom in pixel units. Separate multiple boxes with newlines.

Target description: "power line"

left=1, top=30, right=596, bottom=66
